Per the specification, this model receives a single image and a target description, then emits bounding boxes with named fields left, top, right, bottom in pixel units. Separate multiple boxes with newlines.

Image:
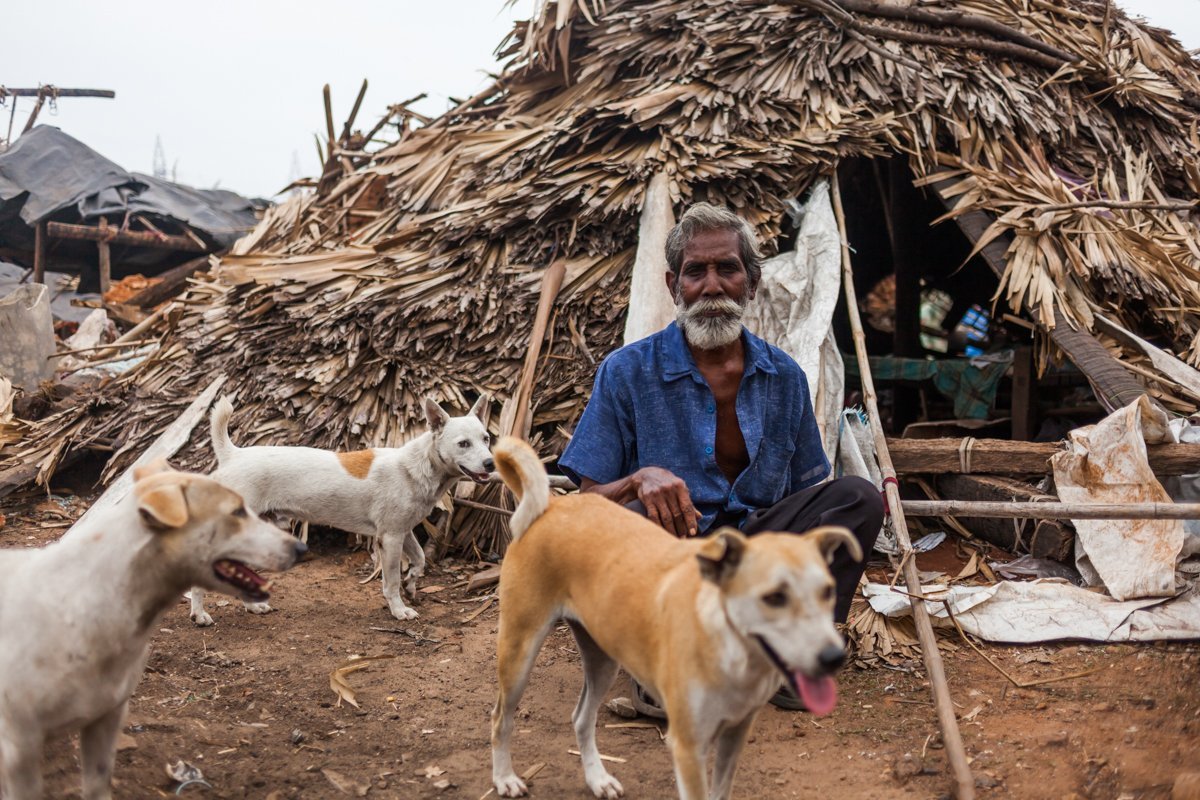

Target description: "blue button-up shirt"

left=559, top=322, right=830, bottom=532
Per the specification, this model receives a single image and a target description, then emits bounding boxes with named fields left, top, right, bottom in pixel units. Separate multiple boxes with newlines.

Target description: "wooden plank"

left=888, top=437, right=1200, bottom=476
left=70, top=375, right=226, bottom=532
left=467, top=565, right=502, bottom=592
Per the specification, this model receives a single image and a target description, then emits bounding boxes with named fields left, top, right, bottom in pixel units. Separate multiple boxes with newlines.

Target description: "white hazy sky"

left=5, top=0, right=1197, bottom=199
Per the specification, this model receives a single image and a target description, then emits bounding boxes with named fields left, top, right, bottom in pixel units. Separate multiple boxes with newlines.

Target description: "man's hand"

left=633, top=467, right=701, bottom=538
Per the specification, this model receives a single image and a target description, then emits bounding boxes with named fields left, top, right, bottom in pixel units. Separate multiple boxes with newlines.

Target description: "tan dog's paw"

left=494, top=775, right=528, bottom=797
left=190, top=609, right=215, bottom=627
left=244, top=601, right=273, bottom=615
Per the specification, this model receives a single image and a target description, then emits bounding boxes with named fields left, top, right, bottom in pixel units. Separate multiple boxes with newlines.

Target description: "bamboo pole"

left=903, top=500, right=1200, bottom=520
left=832, top=172, right=975, bottom=800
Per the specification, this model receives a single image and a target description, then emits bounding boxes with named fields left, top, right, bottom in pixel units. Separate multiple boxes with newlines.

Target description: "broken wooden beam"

left=125, top=255, right=210, bottom=308
left=45, top=221, right=206, bottom=253
left=889, top=437, right=1200, bottom=476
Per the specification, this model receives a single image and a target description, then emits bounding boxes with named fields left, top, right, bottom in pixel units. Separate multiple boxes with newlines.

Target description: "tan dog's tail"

left=493, top=437, right=550, bottom=540
left=209, top=395, right=238, bottom=466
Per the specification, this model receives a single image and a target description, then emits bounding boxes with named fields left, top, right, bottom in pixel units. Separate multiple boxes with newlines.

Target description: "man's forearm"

left=579, top=474, right=640, bottom=505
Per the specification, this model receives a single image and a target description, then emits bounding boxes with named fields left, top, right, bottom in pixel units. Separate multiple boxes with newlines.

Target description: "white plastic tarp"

left=744, top=179, right=844, bottom=460
left=864, top=580, right=1200, bottom=643
left=1050, top=395, right=1184, bottom=600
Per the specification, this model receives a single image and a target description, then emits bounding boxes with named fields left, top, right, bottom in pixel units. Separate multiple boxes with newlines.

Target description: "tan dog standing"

left=0, top=461, right=304, bottom=800
left=489, top=437, right=861, bottom=800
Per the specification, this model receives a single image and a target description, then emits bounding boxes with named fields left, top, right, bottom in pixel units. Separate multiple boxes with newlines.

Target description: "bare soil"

left=2, top=493, right=1197, bottom=800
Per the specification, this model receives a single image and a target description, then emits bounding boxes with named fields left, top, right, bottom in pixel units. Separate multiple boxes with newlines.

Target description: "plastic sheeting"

left=0, top=126, right=257, bottom=248
left=1050, top=395, right=1183, bottom=600
left=864, top=580, right=1200, bottom=643
left=744, top=179, right=844, bottom=458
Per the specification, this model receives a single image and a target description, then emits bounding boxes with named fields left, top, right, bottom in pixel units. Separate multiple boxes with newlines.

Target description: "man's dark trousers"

left=628, top=476, right=883, bottom=623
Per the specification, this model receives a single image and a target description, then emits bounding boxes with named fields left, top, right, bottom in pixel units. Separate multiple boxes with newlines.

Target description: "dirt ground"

left=2, top=491, right=1198, bottom=800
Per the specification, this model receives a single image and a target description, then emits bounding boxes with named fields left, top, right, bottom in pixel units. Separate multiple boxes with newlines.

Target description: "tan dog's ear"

left=696, top=527, right=747, bottom=584
left=133, top=458, right=173, bottom=482
left=810, top=526, right=862, bottom=565
left=137, top=482, right=189, bottom=530
left=469, top=393, right=490, bottom=422
left=424, top=397, right=450, bottom=432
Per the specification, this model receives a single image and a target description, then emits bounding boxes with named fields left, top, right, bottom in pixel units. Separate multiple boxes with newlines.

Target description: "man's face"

left=666, top=228, right=756, bottom=350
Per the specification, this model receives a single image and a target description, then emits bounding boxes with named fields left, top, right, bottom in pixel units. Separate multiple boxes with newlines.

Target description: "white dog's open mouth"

left=460, top=466, right=491, bottom=484
left=756, top=636, right=839, bottom=717
left=213, top=559, right=272, bottom=602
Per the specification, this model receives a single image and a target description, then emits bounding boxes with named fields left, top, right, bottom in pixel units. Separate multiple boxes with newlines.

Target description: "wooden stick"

left=322, top=84, right=336, bottom=158
left=45, top=221, right=204, bottom=253
left=832, top=172, right=974, bottom=800
left=1035, top=199, right=1198, bottom=213
left=97, top=219, right=112, bottom=295
left=887, top=437, right=1200, bottom=477
left=32, top=221, right=46, bottom=284
left=904, top=499, right=1200, bottom=520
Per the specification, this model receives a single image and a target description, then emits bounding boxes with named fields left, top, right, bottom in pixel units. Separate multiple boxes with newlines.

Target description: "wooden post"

left=32, top=220, right=46, bottom=283
left=97, top=219, right=112, bottom=295
left=1011, top=346, right=1036, bottom=441
left=833, top=172, right=975, bottom=800
left=903, top=499, right=1200, bottom=520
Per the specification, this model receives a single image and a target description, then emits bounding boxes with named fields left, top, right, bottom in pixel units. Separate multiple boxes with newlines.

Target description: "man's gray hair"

left=664, top=202, right=763, bottom=288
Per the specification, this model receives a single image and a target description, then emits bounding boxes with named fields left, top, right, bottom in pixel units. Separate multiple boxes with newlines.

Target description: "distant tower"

left=152, top=136, right=167, bottom=180
left=288, top=150, right=304, bottom=197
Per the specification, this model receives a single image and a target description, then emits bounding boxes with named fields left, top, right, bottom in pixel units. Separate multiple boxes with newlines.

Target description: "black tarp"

left=0, top=126, right=259, bottom=250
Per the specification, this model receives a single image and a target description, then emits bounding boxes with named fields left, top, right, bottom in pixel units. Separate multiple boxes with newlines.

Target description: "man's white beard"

left=675, top=294, right=747, bottom=351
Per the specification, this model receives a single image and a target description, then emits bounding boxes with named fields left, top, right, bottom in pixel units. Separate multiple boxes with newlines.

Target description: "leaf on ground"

left=322, top=768, right=370, bottom=797
left=329, top=654, right=395, bottom=708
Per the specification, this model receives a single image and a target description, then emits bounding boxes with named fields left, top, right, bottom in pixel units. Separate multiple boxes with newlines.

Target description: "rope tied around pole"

left=957, top=436, right=976, bottom=474
left=881, top=475, right=900, bottom=515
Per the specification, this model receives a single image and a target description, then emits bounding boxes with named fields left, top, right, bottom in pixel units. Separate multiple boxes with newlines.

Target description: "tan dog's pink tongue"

left=794, top=673, right=837, bottom=716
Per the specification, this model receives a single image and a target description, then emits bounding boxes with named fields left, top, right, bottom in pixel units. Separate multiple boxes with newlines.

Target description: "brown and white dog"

left=0, top=461, right=303, bottom=800
left=489, top=437, right=861, bottom=800
left=188, top=394, right=494, bottom=625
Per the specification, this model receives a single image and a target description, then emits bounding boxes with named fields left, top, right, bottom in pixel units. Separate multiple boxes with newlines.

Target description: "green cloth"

left=843, top=354, right=1010, bottom=419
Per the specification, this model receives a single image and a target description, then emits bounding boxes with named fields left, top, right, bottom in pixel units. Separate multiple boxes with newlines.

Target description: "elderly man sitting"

left=558, top=202, right=883, bottom=712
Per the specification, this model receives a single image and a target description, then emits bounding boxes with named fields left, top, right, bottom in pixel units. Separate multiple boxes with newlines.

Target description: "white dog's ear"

left=697, top=527, right=747, bottom=584
left=136, top=481, right=189, bottom=530
left=468, top=393, right=490, bottom=421
left=809, top=526, right=862, bottom=565
left=424, top=398, right=450, bottom=433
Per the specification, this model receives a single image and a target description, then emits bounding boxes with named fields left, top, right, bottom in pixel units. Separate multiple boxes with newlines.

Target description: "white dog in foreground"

left=489, top=437, right=860, bottom=800
left=189, top=394, right=494, bottom=625
left=0, top=460, right=304, bottom=800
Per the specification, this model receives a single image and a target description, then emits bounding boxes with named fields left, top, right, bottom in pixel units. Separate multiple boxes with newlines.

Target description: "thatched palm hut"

left=6, top=0, right=1200, bottom=551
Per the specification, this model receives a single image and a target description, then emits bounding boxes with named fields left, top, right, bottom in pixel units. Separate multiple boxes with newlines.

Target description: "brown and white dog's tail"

left=492, top=437, right=550, bottom=541
left=209, top=395, right=239, bottom=466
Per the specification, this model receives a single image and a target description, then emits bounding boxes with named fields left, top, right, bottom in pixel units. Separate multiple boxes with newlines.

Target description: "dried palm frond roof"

left=5, top=0, right=1200, bottom=539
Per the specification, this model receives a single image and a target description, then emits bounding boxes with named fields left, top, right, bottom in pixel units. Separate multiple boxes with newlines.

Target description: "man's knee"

left=830, top=476, right=883, bottom=514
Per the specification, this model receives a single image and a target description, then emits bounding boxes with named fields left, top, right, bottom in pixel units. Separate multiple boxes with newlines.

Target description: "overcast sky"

left=5, top=0, right=1197, bottom=199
